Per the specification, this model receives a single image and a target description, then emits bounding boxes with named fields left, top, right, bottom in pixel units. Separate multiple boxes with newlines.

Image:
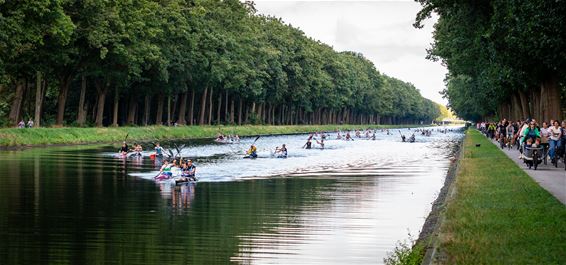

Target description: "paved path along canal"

left=490, top=138, right=566, bottom=205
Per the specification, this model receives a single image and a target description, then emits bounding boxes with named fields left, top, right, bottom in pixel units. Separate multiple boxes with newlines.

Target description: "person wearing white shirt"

left=548, top=121, right=562, bottom=161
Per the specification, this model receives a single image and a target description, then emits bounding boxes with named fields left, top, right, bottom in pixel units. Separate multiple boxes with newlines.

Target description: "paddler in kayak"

left=303, top=139, right=312, bottom=149
left=316, top=138, right=325, bottom=149
left=245, top=144, right=258, bottom=158
left=154, top=143, right=164, bottom=157
left=119, top=141, right=129, bottom=156
left=179, top=159, right=197, bottom=182
left=131, top=143, right=143, bottom=157
left=155, top=160, right=172, bottom=180
left=274, top=144, right=288, bottom=158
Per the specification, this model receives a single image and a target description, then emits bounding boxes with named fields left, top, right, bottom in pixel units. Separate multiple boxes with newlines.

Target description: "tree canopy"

left=415, top=0, right=566, bottom=122
left=0, top=0, right=439, bottom=127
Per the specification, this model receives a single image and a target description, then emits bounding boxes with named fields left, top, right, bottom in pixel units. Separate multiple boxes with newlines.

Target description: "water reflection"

left=0, top=126, right=463, bottom=264
left=171, top=184, right=196, bottom=211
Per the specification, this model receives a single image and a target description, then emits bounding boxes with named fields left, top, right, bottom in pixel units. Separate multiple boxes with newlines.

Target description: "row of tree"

left=0, top=0, right=439, bottom=127
left=415, top=0, right=566, bottom=122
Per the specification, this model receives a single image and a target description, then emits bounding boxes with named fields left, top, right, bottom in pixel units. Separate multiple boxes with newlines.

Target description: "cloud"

left=254, top=0, right=448, bottom=104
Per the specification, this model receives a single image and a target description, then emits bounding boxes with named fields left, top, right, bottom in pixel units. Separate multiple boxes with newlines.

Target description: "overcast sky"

left=253, top=0, right=448, bottom=105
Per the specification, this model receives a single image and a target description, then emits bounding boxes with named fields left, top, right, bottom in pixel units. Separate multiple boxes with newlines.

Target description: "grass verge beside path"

left=0, top=124, right=418, bottom=147
left=435, top=130, right=566, bottom=264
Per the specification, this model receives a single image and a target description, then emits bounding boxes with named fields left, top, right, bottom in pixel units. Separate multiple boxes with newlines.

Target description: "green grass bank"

left=0, top=124, right=419, bottom=147
left=431, top=130, right=566, bottom=264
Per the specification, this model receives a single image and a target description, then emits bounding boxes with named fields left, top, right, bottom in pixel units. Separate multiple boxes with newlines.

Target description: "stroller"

left=523, top=146, right=543, bottom=170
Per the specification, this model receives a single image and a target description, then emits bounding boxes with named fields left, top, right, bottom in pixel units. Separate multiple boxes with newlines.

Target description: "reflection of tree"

left=0, top=146, right=361, bottom=264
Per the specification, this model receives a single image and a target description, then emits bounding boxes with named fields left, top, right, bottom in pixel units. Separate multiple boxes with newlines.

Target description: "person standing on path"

left=549, top=121, right=562, bottom=162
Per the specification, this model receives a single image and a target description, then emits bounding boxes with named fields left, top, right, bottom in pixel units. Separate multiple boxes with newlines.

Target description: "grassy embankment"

left=0, top=124, right=419, bottom=147
left=429, top=129, right=566, bottom=264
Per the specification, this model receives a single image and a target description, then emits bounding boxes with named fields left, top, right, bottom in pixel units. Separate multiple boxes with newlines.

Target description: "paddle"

left=253, top=135, right=261, bottom=144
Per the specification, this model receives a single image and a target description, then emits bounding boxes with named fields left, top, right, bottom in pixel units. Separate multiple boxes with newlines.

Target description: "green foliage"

left=416, top=0, right=566, bottom=121
left=0, top=0, right=441, bottom=127
left=384, top=235, right=425, bottom=265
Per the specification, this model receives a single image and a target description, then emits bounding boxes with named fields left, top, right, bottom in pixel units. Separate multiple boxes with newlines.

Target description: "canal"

left=0, top=127, right=463, bottom=264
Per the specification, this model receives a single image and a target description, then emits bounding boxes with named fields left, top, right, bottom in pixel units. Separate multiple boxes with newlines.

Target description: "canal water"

left=0, top=127, right=463, bottom=264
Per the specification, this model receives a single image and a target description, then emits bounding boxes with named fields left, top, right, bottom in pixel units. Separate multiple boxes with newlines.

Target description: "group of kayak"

left=215, top=134, right=240, bottom=144
left=154, top=159, right=198, bottom=184
left=117, top=142, right=166, bottom=158
left=244, top=142, right=289, bottom=159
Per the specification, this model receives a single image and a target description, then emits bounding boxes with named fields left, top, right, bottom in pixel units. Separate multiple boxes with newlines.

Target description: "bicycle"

left=524, top=146, right=543, bottom=170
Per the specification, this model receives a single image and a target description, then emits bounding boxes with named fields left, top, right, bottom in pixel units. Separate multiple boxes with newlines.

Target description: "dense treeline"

left=415, top=0, right=566, bottom=122
left=0, top=0, right=439, bottom=127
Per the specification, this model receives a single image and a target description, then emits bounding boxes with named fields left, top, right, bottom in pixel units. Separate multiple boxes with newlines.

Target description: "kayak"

left=129, top=152, right=142, bottom=158
left=174, top=176, right=198, bottom=185
left=149, top=153, right=164, bottom=160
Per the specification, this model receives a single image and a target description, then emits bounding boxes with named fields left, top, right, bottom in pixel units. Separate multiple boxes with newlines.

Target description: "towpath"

left=489, top=137, right=566, bottom=205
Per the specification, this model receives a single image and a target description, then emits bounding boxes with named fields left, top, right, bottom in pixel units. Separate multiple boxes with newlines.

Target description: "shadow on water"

left=0, top=126, right=464, bottom=264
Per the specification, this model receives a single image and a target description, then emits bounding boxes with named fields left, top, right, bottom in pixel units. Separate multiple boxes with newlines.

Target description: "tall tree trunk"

left=8, top=80, right=25, bottom=126
left=177, top=91, right=188, bottom=125
left=171, top=94, right=177, bottom=124
left=156, top=93, right=164, bottom=125
left=127, top=95, right=137, bottom=125
left=542, top=77, right=561, bottom=121
left=518, top=90, right=530, bottom=119
left=95, top=80, right=108, bottom=127
left=199, top=87, right=208, bottom=125
left=238, top=97, right=243, bottom=125
left=267, top=104, right=272, bottom=125
left=230, top=98, right=235, bottom=124
left=143, top=95, right=150, bottom=126
left=34, top=72, right=44, bottom=127
left=77, top=75, right=87, bottom=126
left=224, top=91, right=229, bottom=123
left=216, top=92, right=222, bottom=125
left=112, top=87, right=119, bottom=127
left=208, top=87, right=214, bottom=125
left=56, top=75, right=72, bottom=126
left=512, top=93, right=522, bottom=121
left=167, top=95, right=172, bottom=126
left=279, top=105, right=284, bottom=125
left=244, top=104, right=250, bottom=124
left=189, top=89, right=195, bottom=125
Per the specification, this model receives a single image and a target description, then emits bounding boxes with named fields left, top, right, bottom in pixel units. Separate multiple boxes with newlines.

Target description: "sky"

left=253, top=0, right=448, bottom=105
